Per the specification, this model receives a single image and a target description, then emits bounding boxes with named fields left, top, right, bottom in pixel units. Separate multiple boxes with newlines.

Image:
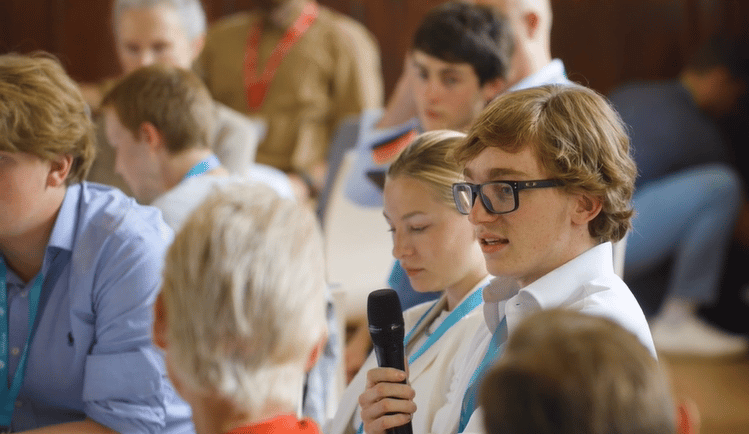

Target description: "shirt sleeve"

left=81, top=210, right=186, bottom=433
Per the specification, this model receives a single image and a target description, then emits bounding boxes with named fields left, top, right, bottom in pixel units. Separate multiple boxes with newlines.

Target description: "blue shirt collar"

left=46, top=184, right=81, bottom=255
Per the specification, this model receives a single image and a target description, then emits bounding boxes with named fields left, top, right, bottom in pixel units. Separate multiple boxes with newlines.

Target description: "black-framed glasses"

left=452, top=180, right=564, bottom=215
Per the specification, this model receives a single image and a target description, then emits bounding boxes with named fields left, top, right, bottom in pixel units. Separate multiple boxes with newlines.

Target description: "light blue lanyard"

left=0, top=259, right=44, bottom=427
left=183, top=154, right=221, bottom=180
left=404, top=288, right=483, bottom=364
left=457, top=316, right=507, bottom=433
left=356, top=288, right=484, bottom=434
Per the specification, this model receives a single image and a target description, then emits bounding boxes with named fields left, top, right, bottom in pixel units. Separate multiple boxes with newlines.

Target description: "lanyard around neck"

left=458, top=316, right=508, bottom=433
left=183, top=154, right=221, bottom=181
left=356, top=287, right=485, bottom=434
left=244, top=1, right=319, bottom=111
left=404, top=287, right=484, bottom=365
left=0, top=259, right=44, bottom=426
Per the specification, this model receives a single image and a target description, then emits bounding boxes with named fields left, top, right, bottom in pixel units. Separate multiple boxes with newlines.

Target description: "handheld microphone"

left=367, top=289, right=413, bottom=434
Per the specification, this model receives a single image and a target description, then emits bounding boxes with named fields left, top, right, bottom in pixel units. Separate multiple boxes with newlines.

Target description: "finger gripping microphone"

left=367, top=289, right=413, bottom=434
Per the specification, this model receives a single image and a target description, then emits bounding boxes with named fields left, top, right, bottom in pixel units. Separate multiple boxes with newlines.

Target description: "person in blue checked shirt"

left=0, top=52, right=193, bottom=433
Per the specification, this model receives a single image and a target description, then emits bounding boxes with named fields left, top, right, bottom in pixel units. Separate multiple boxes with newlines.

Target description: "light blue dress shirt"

left=2, top=182, right=193, bottom=433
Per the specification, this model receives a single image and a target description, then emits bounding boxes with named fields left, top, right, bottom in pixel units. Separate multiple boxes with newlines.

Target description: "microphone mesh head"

left=367, top=288, right=404, bottom=328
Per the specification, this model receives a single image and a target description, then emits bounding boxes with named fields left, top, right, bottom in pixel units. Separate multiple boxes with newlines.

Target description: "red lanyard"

left=244, top=1, right=319, bottom=111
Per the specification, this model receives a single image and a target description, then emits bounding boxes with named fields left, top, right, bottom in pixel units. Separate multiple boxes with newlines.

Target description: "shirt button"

left=0, top=361, right=5, bottom=369
left=20, top=291, right=27, bottom=298
left=10, top=348, right=19, bottom=357
left=14, top=401, right=21, bottom=408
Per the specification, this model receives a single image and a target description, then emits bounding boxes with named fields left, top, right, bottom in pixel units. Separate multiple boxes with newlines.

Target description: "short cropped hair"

left=454, top=84, right=636, bottom=243
left=160, top=183, right=327, bottom=410
left=480, top=309, right=675, bottom=434
left=0, top=52, right=95, bottom=184
left=101, top=64, right=214, bottom=153
left=387, top=130, right=467, bottom=209
left=413, top=1, right=514, bottom=85
left=112, top=0, right=207, bottom=41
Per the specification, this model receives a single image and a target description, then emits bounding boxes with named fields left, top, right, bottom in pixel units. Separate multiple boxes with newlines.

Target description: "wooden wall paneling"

left=361, top=0, right=444, bottom=99
left=720, top=0, right=749, bottom=38
left=2, top=0, right=55, bottom=54
left=551, top=0, right=687, bottom=95
left=56, top=0, right=119, bottom=82
left=0, top=0, right=10, bottom=51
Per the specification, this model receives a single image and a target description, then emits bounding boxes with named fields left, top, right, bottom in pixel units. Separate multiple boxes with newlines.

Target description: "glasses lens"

left=481, top=182, right=516, bottom=214
left=453, top=184, right=473, bottom=215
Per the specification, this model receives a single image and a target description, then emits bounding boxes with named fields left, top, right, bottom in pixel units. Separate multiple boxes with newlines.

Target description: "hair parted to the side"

left=113, top=0, right=207, bottom=41
left=454, top=84, right=636, bottom=243
left=413, top=1, right=514, bottom=85
left=0, top=52, right=96, bottom=184
left=480, top=309, right=676, bottom=434
left=101, top=64, right=214, bottom=154
left=387, top=130, right=467, bottom=209
left=160, top=182, right=327, bottom=411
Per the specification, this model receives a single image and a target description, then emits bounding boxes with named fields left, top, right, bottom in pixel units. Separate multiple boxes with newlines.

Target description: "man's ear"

left=153, top=292, right=168, bottom=350
left=139, top=121, right=166, bottom=153
left=190, top=33, right=206, bottom=64
left=571, top=193, right=603, bottom=226
left=523, top=12, right=540, bottom=39
left=47, top=154, right=74, bottom=188
left=481, top=77, right=507, bottom=104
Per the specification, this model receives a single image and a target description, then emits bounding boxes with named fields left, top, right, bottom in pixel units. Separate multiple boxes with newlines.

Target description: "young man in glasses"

left=357, top=84, right=654, bottom=434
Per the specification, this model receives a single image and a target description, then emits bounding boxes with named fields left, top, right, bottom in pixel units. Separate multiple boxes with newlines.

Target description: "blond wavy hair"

left=387, top=130, right=467, bottom=208
left=160, top=183, right=327, bottom=411
left=454, top=84, right=636, bottom=243
left=0, top=52, right=95, bottom=184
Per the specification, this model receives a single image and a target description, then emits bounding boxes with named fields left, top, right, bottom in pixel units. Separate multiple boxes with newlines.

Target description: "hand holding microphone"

left=358, top=289, right=416, bottom=434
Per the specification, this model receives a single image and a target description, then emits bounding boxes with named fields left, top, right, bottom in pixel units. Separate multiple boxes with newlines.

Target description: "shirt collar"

left=482, top=242, right=614, bottom=329
left=46, top=183, right=81, bottom=254
left=519, top=242, right=614, bottom=309
left=509, top=59, right=569, bottom=91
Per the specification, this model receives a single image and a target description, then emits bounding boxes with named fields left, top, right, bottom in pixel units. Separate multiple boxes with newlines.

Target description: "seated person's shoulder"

left=206, top=11, right=258, bottom=41
left=214, top=102, right=266, bottom=141
left=75, top=182, right=172, bottom=255
left=317, top=6, right=379, bottom=49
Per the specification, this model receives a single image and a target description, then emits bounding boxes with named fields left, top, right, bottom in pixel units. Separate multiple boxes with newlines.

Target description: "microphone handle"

left=372, top=344, right=413, bottom=434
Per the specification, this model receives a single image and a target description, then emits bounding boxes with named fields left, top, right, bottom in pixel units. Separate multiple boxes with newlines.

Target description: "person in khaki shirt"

left=81, top=0, right=265, bottom=195
left=198, top=0, right=384, bottom=199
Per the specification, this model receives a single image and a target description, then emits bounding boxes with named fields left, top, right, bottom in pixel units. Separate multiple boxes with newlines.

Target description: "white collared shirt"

left=429, top=242, right=654, bottom=434
left=509, top=58, right=573, bottom=91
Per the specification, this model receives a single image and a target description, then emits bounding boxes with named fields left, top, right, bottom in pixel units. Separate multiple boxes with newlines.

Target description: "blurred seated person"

left=328, top=131, right=490, bottom=434
left=480, top=309, right=686, bottom=434
left=82, top=0, right=265, bottom=192
left=101, top=64, right=338, bottom=425
left=373, top=0, right=571, bottom=137
left=101, top=64, right=293, bottom=231
left=341, top=0, right=512, bottom=380
left=608, top=36, right=749, bottom=357
left=0, top=52, right=192, bottom=433
left=154, top=183, right=328, bottom=434
left=197, top=0, right=384, bottom=200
